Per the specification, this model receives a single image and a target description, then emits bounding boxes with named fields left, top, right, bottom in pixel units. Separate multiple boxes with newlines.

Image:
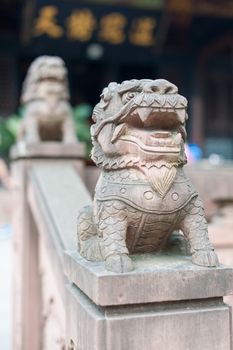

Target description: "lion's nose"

left=143, top=79, right=178, bottom=94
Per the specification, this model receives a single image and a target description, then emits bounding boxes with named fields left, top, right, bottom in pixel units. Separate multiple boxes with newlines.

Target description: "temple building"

left=0, top=0, right=232, bottom=157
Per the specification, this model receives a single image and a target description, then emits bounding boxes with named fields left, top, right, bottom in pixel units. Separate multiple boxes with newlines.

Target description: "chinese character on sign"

left=66, top=9, right=96, bottom=41
left=34, top=6, right=63, bottom=38
left=99, top=13, right=127, bottom=44
left=129, top=17, right=156, bottom=46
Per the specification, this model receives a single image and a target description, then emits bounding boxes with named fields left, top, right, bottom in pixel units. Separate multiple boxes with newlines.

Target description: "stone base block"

left=66, top=285, right=232, bottom=350
left=65, top=253, right=233, bottom=350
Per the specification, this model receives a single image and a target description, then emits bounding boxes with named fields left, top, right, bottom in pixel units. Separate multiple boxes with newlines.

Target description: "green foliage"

left=0, top=110, right=22, bottom=158
left=0, top=118, right=15, bottom=158
left=73, top=103, right=93, bottom=159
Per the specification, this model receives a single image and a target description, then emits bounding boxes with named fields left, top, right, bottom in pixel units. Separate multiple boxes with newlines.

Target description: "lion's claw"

left=192, top=250, right=219, bottom=267
left=106, top=254, right=133, bottom=273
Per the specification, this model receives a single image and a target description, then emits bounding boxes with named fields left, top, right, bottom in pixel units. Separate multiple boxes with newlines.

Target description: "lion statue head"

left=21, top=55, right=69, bottom=104
left=91, top=79, right=188, bottom=197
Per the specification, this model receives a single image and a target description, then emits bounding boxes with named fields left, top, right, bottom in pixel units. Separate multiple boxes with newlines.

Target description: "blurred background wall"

left=0, top=0, right=232, bottom=158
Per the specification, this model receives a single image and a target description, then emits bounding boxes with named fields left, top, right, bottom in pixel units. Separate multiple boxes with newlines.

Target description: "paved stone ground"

left=0, top=189, right=13, bottom=350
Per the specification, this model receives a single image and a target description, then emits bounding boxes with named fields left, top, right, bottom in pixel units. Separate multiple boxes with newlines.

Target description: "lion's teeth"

left=147, top=95, right=154, bottom=106
left=176, top=109, right=186, bottom=123
left=111, top=123, right=127, bottom=143
left=137, top=108, right=152, bottom=121
left=173, top=133, right=182, bottom=144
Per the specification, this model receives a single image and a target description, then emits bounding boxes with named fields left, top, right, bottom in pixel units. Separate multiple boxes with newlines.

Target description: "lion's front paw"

left=105, top=254, right=133, bottom=273
left=192, top=250, right=219, bottom=267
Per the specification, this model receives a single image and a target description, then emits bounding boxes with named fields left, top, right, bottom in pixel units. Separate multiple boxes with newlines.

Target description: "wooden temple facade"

left=0, top=0, right=232, bottom=157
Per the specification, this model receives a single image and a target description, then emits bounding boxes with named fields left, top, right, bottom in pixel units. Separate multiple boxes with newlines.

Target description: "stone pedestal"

left=64, top=252, right=233, bottom=350
left=11, top=142, right=85, bottom=350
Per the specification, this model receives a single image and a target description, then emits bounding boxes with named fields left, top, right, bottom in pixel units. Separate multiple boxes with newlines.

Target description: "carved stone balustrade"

left=11, top=72, right=233, bottom=349
left=11, top=147, right=233, bottom=349
left=11, top=143, right=85, bottom=350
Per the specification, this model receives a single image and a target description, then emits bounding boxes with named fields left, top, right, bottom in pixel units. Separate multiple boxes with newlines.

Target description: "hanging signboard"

left=21, top=0, right=163, bottom=63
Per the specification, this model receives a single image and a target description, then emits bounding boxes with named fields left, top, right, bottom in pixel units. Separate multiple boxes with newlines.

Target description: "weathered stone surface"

left=29, top=164, right=91, bottom=254
left=39, top=236, right=66, bottom=350
left=66, top=284, right=232, bottom=350
left=77, top=79, right=219, bottom=272
left=64, top=251, right=233, bottom=306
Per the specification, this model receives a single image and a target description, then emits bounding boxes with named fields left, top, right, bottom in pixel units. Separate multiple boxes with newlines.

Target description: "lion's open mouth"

left=38, top=76, right=65, bottom=83
left=111, top=108, right=185, bottom=154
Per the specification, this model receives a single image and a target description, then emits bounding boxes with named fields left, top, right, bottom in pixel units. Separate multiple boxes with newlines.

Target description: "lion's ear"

left=99, top=82, right=119, bottom=109
left=98, top=97, right=109, bottom=110
left=101, top=87, right=112, bottom=101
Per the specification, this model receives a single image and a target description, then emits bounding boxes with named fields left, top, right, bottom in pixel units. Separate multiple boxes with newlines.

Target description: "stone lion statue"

left=18, top=56, right=77, bottom=144
left=77, top=79, right=219, bottom=273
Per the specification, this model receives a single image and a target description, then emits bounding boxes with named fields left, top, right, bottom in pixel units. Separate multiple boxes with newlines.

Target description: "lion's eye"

left=122, top=91, right=138, bottom=104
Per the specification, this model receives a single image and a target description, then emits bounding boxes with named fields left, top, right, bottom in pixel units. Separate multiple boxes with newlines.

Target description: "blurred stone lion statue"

left=18, top=55, right=77, bottom=144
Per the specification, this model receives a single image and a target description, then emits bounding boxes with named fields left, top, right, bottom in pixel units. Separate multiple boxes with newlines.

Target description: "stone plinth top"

left=64, top=251, right=233, bottom=306
left=10, top=142, right=85, bottom=160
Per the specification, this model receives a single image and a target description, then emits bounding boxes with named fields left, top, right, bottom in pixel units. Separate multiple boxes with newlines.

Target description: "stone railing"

left=11, top=143, right=88, bottom=350
left=11, top=144, right=233, bottom=350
